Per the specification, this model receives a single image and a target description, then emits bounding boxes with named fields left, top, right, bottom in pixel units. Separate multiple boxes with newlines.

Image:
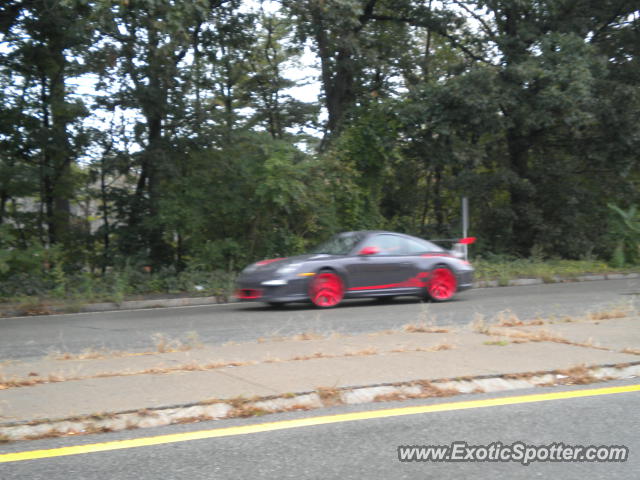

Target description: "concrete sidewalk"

left=1, top=314, right=639, bottom=436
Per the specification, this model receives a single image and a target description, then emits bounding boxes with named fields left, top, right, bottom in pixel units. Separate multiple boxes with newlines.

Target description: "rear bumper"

left=457, top=270, right=474, bottom=291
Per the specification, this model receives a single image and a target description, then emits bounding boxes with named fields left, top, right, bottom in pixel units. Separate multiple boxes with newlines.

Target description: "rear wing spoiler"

left=430, top=237, right=476, bottom=260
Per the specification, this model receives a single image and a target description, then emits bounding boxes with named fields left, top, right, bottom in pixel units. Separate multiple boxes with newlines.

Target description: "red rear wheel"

left=309, top=271, right=344, bottom=308
left=426, top=267, right=457, bottom=301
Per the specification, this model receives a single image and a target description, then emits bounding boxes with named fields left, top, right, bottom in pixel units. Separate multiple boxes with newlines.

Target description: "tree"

left=284, top=0, right=421, bottom=146
left=0, top=0, right=92, bottom=249
left=94, top=0, right=238, bottom=266
left=370, top=0, right=640, bottom=256
left=244, top=12, right=318, bottom=140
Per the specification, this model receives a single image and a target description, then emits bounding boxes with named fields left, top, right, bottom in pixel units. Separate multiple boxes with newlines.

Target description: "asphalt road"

left=1, top=380, right=638, bottom=479
left=1, top=278, right=638, bottom=361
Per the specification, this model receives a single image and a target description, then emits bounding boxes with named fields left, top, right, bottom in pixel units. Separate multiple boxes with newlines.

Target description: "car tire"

left=308, top=270, right=345, bottom=308
left=424, top=265, right=457, bottom=302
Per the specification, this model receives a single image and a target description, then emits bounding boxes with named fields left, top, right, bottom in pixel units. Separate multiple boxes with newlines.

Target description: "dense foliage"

left=0, top=0, right=639, bottom=293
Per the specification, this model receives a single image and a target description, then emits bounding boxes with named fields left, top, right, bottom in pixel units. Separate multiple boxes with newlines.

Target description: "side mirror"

left=358, top=246, right=380, bottom=256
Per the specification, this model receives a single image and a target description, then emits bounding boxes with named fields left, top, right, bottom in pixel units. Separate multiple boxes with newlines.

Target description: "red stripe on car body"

left=348, top=272, right=431, bottom=291
left=256, top=258, right=285, bottom=266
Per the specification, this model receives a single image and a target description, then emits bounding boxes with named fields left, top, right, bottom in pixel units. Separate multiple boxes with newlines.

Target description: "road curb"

left=473, top=273, right=639, bottom=288
left=0, top=295, right=226, bottom=318
left=80, top=295, right=224, bottom=312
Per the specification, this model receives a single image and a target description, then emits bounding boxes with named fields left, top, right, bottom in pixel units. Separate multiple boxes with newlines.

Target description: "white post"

left=462, top=197, right=469, bottom=260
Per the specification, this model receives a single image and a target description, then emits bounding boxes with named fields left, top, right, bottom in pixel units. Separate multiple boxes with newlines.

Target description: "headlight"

left=276, top=263, right=302, bottom=275
left=262, top=279, right=288, bottom=286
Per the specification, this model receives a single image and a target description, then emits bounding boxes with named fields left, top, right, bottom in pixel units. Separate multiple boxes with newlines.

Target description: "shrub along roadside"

left=472, top=258, right=638, bottom=286
left=0, top=268, right=237, bottom=307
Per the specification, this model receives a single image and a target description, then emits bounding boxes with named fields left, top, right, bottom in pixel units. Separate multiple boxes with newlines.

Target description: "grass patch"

left=587, top=306, right=633, bottom=321
left=621, top=348, right=640, bottom=355
left=485, top=327, right=570, bottom=344
left=469, top=313, right=491, bottom=334
left=0, top=268, right=237, bottom=310
left=494, top=311, right=545, bottom=327
left=373, top=392, right=409, bottom=402
left=291, top=352, right=332, bottom=361
left=403, top=323, right=450, bottom=333
left=152, top=331, right=203, bottom=353
left=316, top=386, right=342, bottom=406
left=49, top=347, right=130, bottom=361
left=259, top=331, right=327, bottom=343
left=229, top=405, right=270, bottom=418
left=430, top=343, right=455, bottom=351
left=555, top=365, right=604, bottom=385
left=344, top=347, right=378, bottom=357
left=291, top=331, right=325, bottom=341
left=411, top=380, right=460, bottom=398
left=484, top=339, right=510, bottom=346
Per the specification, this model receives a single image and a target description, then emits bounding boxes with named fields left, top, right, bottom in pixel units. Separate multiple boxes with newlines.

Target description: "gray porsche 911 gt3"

left=235, top=231, right=474, bottom=308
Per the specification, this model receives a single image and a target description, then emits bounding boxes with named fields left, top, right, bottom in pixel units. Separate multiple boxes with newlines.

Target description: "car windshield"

left=310, top=232, right=365, bottom=256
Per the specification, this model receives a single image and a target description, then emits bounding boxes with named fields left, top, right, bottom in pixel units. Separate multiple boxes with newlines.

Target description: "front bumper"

left=236, top=276, right=310, bottom=303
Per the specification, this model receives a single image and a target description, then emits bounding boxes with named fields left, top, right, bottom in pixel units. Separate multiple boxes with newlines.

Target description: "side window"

left=366, top=235, right=406, bottom=255
left=404, top=238, right=443, bottom=254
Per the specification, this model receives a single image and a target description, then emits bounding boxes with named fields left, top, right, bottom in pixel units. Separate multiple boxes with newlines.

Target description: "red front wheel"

left=425, top=267, right=457, bottom=302
left=309, top=271, right=344, bottom=308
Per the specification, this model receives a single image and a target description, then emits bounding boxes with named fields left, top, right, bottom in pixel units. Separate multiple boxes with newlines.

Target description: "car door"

left=345, top=234, right=415, bottom=293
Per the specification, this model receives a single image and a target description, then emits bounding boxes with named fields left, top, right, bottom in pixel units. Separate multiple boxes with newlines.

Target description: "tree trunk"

left=506, top=126, right=535, bottom=256
left=40, top=39, right=73, bottom=246
left=145, top=114, right=169, bottom=267
left=433, top=164, right=444, bottom=235
left=0, top=191, right=7, bottom=226
left=310, top=1, right=378, bottom=149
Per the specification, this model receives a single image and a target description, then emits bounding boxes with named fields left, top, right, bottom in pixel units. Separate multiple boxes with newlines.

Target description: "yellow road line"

left=1, top=383, right=639, bottom=464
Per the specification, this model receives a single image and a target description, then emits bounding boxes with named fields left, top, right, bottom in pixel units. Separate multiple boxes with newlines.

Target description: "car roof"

left=353, top=230, right=414, bottom=237
left=341, top=230, right=433, bottom=242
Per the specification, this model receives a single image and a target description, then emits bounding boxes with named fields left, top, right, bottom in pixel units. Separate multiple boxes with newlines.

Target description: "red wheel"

left=308, top=271, right=344, bottom=308
left=425, top=266, right=457, bottom=301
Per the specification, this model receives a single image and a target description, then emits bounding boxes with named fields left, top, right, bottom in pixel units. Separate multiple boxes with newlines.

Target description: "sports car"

left=235, top=231, right=474, bottom=308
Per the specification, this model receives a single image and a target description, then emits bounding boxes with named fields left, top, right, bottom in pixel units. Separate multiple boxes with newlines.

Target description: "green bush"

left=608, top=203, right=640, bottom=267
